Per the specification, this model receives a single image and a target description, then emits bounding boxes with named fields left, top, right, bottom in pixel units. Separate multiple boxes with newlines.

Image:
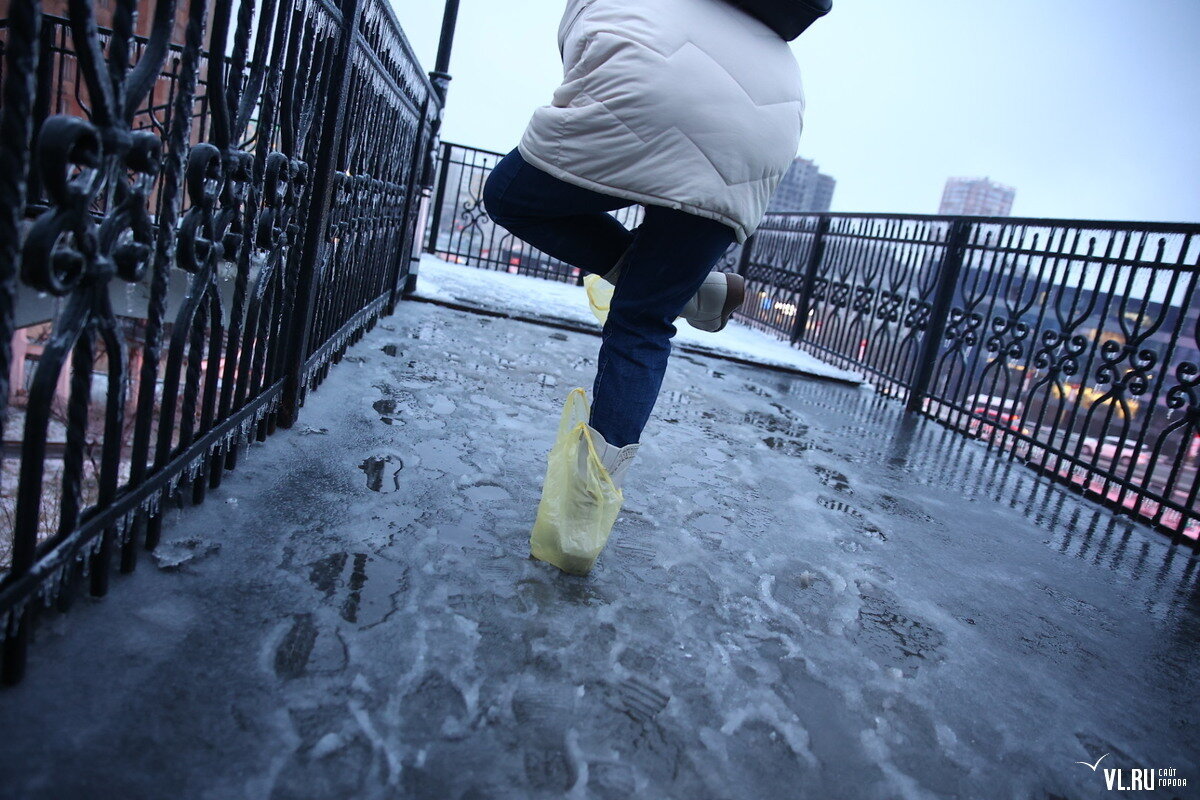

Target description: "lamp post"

left=430, top=0, right=460, bottom=106
left=406, top=0, right=460, bottom=296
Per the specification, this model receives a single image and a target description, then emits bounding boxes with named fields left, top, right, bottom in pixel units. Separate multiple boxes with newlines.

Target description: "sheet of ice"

left=414, top=254, right=863, bottom=384
left=0, top=302, right=1188, bottom=800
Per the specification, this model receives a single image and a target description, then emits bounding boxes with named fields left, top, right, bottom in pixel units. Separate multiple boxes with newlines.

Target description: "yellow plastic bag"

left=583, top=274, right=613, bottom=326
left=529, top=388, right=623, bottom=575
left=584, top=273, right=682, bottom=327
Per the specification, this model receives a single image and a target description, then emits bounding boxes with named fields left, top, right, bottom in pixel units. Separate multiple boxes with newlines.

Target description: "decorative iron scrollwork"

left=1, top=0, right=444, bottom=685
left=875, top=290, right=902, bottom=324
left=21, top=115, right=156, bottom=294
left=177, top=143, right=226, bottom=274
left=984, top=315, right=1030, bottom=360
left=1165, top=361, right=1199, bottom=419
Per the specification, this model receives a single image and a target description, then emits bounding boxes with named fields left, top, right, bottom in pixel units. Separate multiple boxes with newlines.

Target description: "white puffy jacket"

left=519, top=0, right=805, bottom=243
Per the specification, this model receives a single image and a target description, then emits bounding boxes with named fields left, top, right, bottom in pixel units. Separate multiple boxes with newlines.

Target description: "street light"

left=407, top=0, right=462, bottom=296
left=429, top=0, right=461, bottom=105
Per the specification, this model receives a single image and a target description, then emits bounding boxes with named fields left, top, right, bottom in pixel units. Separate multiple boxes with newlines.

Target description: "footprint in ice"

left=359, top=454, right=404, bottom=492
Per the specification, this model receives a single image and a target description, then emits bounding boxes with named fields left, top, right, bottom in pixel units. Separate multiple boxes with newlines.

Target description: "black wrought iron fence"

left=424, top=142, right=743, bottom=283
left=425, top=144, right=1200, bottom=545
left=744, top=214, right=1200, bottom=542
left=0, top=0, right=440, bottom=684
left=424, top=141, right=639, bottom=283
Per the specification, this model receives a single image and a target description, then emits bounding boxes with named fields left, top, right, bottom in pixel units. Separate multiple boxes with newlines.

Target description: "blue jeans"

left=483, top=149, right=736, bottom=447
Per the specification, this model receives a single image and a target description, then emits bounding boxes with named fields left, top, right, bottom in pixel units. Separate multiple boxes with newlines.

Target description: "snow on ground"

left=413, top=254, right=863, bottom=384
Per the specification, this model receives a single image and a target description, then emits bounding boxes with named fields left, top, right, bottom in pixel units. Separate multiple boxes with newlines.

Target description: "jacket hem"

left=516, top=141, right=753, bottom=243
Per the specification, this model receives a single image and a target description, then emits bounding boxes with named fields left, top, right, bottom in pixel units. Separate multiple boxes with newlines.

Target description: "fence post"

left=789, top=215, right=830, bottom=345
left=735, top=235, right=754, bottom=277
left=0, top=0, right=40, bottom=688
left=386, top=99, right=430, bottom=313
left=277, top=0, right=362, bottom=429
left=424, top=141, right=451, bottom=255
left=905, top=218, right=971, bottom=413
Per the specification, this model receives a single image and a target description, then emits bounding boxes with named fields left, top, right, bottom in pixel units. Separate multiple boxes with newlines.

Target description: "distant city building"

left=768, top=157, right=836, bottom=213
left=939, top=177, right=1015, bottom=216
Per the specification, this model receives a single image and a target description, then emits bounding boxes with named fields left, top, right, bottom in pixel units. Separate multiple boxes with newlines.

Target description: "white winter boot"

left=603, top=256, right=745, bottom=333
left=579, top=424, right=639, bottom=489
left=678, top=271, right=746, bottom=333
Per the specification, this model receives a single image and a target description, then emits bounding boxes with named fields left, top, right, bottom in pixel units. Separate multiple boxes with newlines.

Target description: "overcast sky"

left=394, top=0, right=1200, bottom=223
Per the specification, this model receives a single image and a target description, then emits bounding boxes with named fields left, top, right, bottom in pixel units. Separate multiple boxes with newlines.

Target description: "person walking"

left=483, top=0, right=828, bottom=573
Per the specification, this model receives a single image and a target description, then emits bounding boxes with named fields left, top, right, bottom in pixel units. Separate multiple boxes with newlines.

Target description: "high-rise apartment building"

left=767, top=157, right=836, bottom=213
left=938, top=177, right=1015, bottom=216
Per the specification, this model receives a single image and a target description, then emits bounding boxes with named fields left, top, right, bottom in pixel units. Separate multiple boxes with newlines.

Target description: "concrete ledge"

left=405, top=292, right=867, bottom=387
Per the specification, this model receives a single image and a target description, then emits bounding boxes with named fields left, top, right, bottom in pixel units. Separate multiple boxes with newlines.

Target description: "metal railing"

left=426, top=144, right=1200, bottom=545
left=424, top=142, right=635, bottom=283
left=426, top=141, right=753, bottom=283
left=0, top=0, right=440, bottom=683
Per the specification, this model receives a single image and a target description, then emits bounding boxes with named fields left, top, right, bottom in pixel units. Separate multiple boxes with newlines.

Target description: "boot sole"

left=713, top=273, right=746, bottom=332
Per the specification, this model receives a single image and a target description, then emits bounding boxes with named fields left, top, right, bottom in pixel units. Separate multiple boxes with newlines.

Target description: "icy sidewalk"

left=0, top=302, right=1194, bottom=800
left=412, top=253, right=863, bottom=384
